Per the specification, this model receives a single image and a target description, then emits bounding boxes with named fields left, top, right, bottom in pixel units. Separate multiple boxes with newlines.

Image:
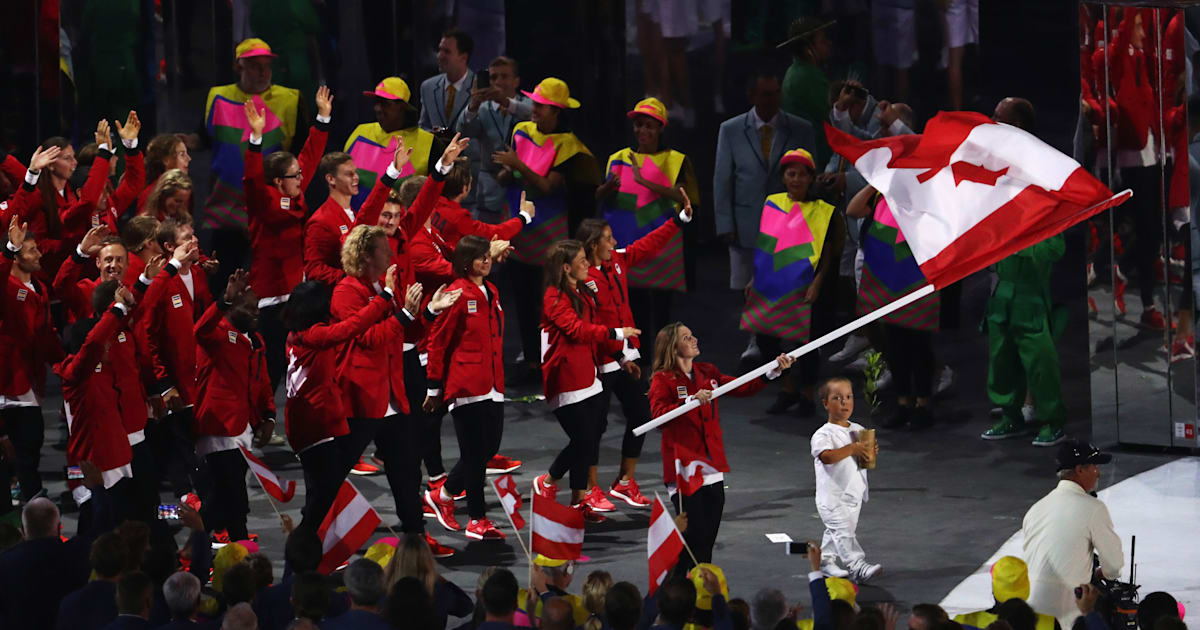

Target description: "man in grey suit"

left=458, top=56, right=533, bottom=224
left=420, top=28, right=479, bottom=208
left=714, top=71, right=817, bottom=291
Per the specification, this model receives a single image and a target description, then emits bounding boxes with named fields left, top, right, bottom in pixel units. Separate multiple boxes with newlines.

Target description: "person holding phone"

left=458, top=56, right=533, bottom=225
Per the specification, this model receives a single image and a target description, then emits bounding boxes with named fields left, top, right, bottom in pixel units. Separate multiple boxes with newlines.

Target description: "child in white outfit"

left=809, top=376, right=882, bottom=583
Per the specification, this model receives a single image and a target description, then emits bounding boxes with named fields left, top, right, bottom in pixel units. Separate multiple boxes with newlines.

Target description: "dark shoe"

left=766, top=392, right=798, bottom=415
left=882, top=405, right=912, bottom=429
left=794, top=395, right=816, bottom=418
left=908, top=406, right=934, bottom=430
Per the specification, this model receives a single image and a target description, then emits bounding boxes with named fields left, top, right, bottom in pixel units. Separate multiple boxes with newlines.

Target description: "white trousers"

left=817, top=494, right=866, bottom=570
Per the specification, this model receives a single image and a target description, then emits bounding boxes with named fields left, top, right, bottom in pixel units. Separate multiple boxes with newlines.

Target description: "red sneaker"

left=210, top=529, right=231, bottom=546
left=572, top=502, right=607, bottom=523
left=485, top=454, right=522, bottom=474
left=370, top=453, right=386, bottom=471
left=424, top=488, right=461, bottom=532
left=427, top=475, right=447, bottom=493
left=351, top=457, right=381, bottom=475
left=608, top=478, right=652, bottom=508
left=533, top=474, right=558, bottom=501
left=465, top=518, right=506, bottom=540
left=1141, top=306, right=1167, bottom=330
left=1113, top=265, right=1127, bottom=316
left=423, top=503, right=436, bottom=518
left=584, top=486, right=616, bottom=512
left=425, top=533, right=456, bottom=557
left=180, top=492, right=202, bottom=512
left=1170, top=336, right=1196, bottom=363
left=452, top=488, right=467, bottom=501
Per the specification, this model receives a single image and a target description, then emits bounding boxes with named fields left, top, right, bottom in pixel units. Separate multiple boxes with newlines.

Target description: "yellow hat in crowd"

left=212, top=542, right=250, bottom=592
left=780, top=147, right=816, bottom=170
left=628, top=97, right=668, bottom=126
left=533, top=554, right=573, bottom=568
left=991, top=556, right=1031, bottom=602
left=522, top=78, right=581, bottom=109
left=365, top=537, right=400, bottom=569
left=364, top=77, right=415, bottom=108
left=689, top=563, right=730, bottom=611
left=826, top=577, right=859, bottom=608
left=235, top=38, right=277, bottom=59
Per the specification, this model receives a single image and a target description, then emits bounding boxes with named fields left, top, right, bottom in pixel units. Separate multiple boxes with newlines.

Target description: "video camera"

left=1080, top=536, right=1140, bottom=630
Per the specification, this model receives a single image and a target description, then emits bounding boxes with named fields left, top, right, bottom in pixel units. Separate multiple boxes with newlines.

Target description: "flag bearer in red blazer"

left=140, top=216, right=212, bottom=505
left=193, top=270, right=276, bottom=541
left=532, top=240, right=641, bottom=522
left=331, top=223, right=462, bottom=555
left=648, top=322, right=791, bottom=574
left=243, top=87, right=333, bottom=391
left=423, top=235, right=510, bottom=541
left=282, top=268, right=413, bottom=528
left=572, top=188, right=693, bottom=508
left=1, top=216, right=65, bottom=514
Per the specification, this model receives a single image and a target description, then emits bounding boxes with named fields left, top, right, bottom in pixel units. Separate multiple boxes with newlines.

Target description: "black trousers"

left=77, top=477, right=135, bottom=536
left=549, top=394, right=607, bottom=491
left=405, top=350, right=446, bottom=479
left=336, top=414, right=427, bottom=534
left=598, top=370, right=649, bottom=461
left=445, top=401, right=504, bottom=520
left=1119, top=165, right=1164, bottom=309
left=629, top=287, right=674, bottom=351
left=506, top=259, right=543, bottom=366
left=881, top=324, right=935, bottom=399
left=0, top=406, right=45, bottom=506
left=150, top=405, right=203, bottom=497
left=670, top=482, right=725, bottom=576
left=298, top=440, right=343, bottom=528
left=203, top=448, right=250, bottom=540
left=128, top=439, right=160, bottom=523
left=259, top=303, right=288, bottom=392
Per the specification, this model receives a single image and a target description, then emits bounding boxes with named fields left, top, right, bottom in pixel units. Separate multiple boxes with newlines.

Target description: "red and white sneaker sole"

left=465, top=529, right=505, bottom=541
left=423, top=491, right=461, bottom=532
left=608, top=488, right=652, bottom=507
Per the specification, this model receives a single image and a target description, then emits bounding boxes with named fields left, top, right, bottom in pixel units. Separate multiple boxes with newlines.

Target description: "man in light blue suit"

left=420, top=28, right=479, bottom=208
left=714, top=70, right=816, bottom=291
left=458, top=56, right=533, bottom=224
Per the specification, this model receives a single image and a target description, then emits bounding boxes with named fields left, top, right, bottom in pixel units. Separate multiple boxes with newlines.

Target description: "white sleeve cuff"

left=401, top=307, right=415, bottom=321
left=765, top=365, right=783, bottom=380
left=249, top=134, right=263, bottom=146
left=169, top=259, right=183, bottom=270
left=25, top=170, right=40, bottom=186
left=122, top=137, right=138, bottom=149
left=140, top=273, right=153, bottom=285
left=112, top=302, right=129, bottom=314
left=316, top=113, right=331, bottom=124
left=7, top=241, right=21, bottom=253
left=427, top=388, right=441, bottom=397
left=614, top=328, right=626, bottom=341
left=677, top=209, right=692, bottom=223
left=385, top=163, right=403, bottom=180
left=76, top=244, right=90, bottom=258
left=427, top=304, right=442, bottom=317
left=98, top=143, right=111, bottom=154
left=808, top=570, right=824, bottom=582
left=519, top=209, right=533, bottom=224
left=434, top=158, right=453, bottom=175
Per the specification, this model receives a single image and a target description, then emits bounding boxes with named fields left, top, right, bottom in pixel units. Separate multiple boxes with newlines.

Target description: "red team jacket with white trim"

left=1, top=265, right=63, bottom=399
left=331, top=276, right=419, bottom=418
left=139, top=263, right=212, bottom=404
left=425, top=278, right=505, bottom=402
left=540, top=285, right=616, bottom=409
left=302, top=170, right=393, bottom=287
left=58, top=307, right=134, bottom=472
left=194, top=302, right=275, bottom=438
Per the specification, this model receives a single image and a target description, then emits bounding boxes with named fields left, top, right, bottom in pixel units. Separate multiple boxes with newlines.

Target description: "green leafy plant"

left=861, top=350, right=886, bottom=410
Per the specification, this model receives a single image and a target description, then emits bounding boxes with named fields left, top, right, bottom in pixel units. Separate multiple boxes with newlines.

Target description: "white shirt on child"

left=810, top=421, right=869, bottom=506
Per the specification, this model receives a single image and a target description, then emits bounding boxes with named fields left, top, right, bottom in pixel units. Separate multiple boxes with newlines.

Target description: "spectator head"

left=121, top=215, right=161, bottom=256
left=1154, top=618, right=1187, bottom=630
left=438, top=29, right=474, bottom=76
left=652, top=322, right=699, bottom=375
left=383, top=576, right=438, bottom=630
left=990, top=557, right=1031, bottom=604
left=855, top=607, right=886, bottom=630
left=452, top=234, right=493, bottom=279
left=20, top=497, right=60, bottom=539
left=367, top=77, right=416, bottom=132
left=282, top=282, right=333, bottom=332
left=163, top=571, right=202, bottom=620
left=319, top=152, right=358, bottom=197
left=344, top=558, right=387, bottom=610
left=746, top=69, right=782, bottom=123
left=155, top=214, right=198, bottom=264
left=604, top=581, right=642, bottom=630
left=543, top=596, right=575, bottom=630
left=264, top=150, right=303, bottom=197
left=77, top=142, right=100, bottom=170
left=384, top=533, right=439, bottom=596
left=0, top=522, right=21, bottom=552
left=832, top=599, right=857, bottom=630
left=996, top=599, right=1036, bottom=630
left=889, top=103, right=915, bottom=132
left=728, top=598, right=751, bottom=630
left=1055, top=440, right=1111, bottom=493
left=1138, top=592, right=1181, bottom=630
left=575, top=218, right=616, bottom=264
left=145, top=168, right=193, bottom=220
left=489, top=56, right=521, bottom=97
left=116, top=571, right=155, bottom=618
left=90, top=278, right=121, bottom=317
left=89, top=532, right=128, bottom=579
left=780, top=148, right=816, bottom=201
left=283, top=523, right=323, bottom=573
left=223, top=561, right=259, bottom=606
left=782, top=17, right=834, bottom=64
left=286, top=619, right=318, bottom=630
left=243, top=552, right=274, bottom=592
left=441, top=158, right=474, bottom=202
left=145, top=133, right=191, bottom=182
left=658, top=576, right=698, bottom=627
left=752, top=588, right=788, bottom=630
left=910, top=604, right=950, bottom=630
left=234, top=38, right=275, bottom=94
left=341, top=224, right=390, bottom=280
left=534, top=554, right=576, bottom=591
left=290, top=571, right=331, bottom=622
left=40, top=135, right=77, bottom=182
left=481, top=568, right=519, bottom=620
left=582, top=570, right=613, bottom=630
left=222, top=601, right=258, bottom=630
left=992, top=97, right=1036, bottom=133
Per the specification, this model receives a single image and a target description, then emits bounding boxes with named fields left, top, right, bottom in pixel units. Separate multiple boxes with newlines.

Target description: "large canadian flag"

left=648, top=494, right=686, bottom=595
left=317, top=481, right=382, bottom=573
left=826, top=113, right=1130, bottom=289
left=239, top=446, right=296, bottom=502
left=531, top=492, right=585, bottom=560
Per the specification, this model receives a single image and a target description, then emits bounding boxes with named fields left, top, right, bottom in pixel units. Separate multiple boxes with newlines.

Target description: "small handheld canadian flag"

left=492, top=474, right=525, bottom=530
left=648, top=493, right=687, bottom=595
left=238, top=446, right=295, bottom=502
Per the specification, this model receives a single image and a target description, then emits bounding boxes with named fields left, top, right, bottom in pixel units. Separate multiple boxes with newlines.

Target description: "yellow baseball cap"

left=533, top=554, right=571, bottom=568
left=689, top=563, right=729, bottom=611
left=522, top=78, right=581, bottom=109
left=364, top=77, right=415, bottom=108
left=235, top=38, right=277, bottom=59
left=627, top=97, right=668, bottom=126
left=991, top=556, right=1031, bottom=602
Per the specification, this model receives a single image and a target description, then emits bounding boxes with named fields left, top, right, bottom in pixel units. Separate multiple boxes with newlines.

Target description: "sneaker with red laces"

left=572, top=502, right=607, bottom=523
left=584, top=486, right=616, bottom=512
left=1141, top=306, right=1167, bottom=330
left=533, top=474, right=558, bottom=501
left=425, top=533, right=456, bottom=557
left=180, top=492, right=202, bottom=512
left=485, top=454, right=523, bottom=474
left=424, top=488, right=462, bottom=532
left=465, top=518, right=506, bottom=540
left=351, top=456, right=381, bottom=475
left=608, top=478, right=652, bottom=508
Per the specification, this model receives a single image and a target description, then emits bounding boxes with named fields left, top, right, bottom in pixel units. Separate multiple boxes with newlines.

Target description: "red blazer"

left=194, top=302, right=275, bottom=438
left=284, top=294, right=394, bottom=452
left=648, top=362, right=767, bottom=488
left=57, top=307, right=134, bottom=473
left=4, top=156, right=106, bottom=281
left=410, top=226, right=455, bottom=291
left=426, top=278, right=505, bottom=402
left=0, top=267, right=63, bottom=398
left=429, top=196, right=524, bottom=248
left=52, top=248, right=99, bottom=324
left=244, top=123, right=328, bottom=300
left=302, top=174, right=392, bottom=287
left=69, top=147, right=145, bottom=234
left=540, top=285, right=614, bottom=409
left=138, top=262, right=211, bottom=404
left=331, top=275, right=415, bottom=418
left=589, top=217, right=681, bottom=364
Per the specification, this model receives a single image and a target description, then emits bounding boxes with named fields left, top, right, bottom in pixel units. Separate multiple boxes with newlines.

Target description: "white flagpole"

left=490, top=478, right=533, bottom=564
left=656, top=491, right=698, bottom=566
left=633, top=284, right=936, bottom=436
